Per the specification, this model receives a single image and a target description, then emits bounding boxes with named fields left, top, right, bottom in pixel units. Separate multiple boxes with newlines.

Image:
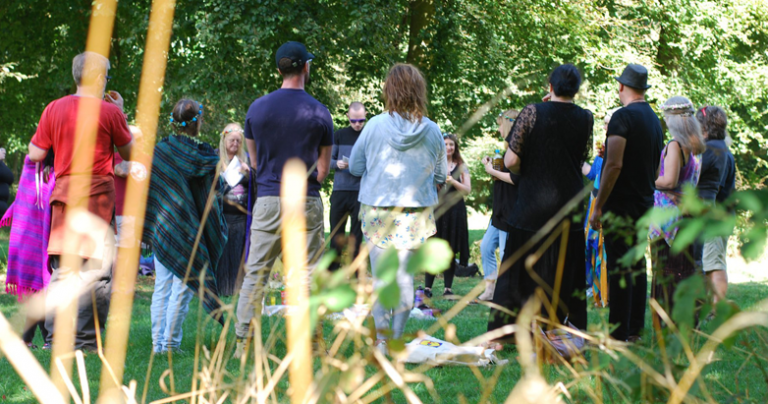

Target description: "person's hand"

left=482, top=159, right=494, bottom=175
left=240, top=161, right=250, bottom=173
left=445, top=176, right=455, bottom=186
left=104, top=90, right=125, bottom=112
left=590, top=206, right=603, bottom=230
left=337, top=160, right=349, bottom=170
left=542, top=92, right=552, bottom=102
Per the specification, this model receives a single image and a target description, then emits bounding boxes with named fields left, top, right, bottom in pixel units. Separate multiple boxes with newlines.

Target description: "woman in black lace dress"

left=425, top=134, right=472, bottom=297
left=488, top=65, right=593, bottom=344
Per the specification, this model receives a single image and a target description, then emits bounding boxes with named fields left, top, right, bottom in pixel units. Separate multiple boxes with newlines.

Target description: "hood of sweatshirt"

left=385, top=112, right=435, bottom=151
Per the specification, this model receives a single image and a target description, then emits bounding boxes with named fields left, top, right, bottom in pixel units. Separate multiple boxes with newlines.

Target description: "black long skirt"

left=488, top=224, right=587, bottom=341
left=435, top=197, right=469, bottom=266
left=652, top=240, right=697, bottom=316
left=216, top=213, right=247, bottom=297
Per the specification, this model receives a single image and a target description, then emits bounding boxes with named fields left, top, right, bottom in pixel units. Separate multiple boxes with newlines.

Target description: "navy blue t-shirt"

left=244, top=89, right=334, bottom=197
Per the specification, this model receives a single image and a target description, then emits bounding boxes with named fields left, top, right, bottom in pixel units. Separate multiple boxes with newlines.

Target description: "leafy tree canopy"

left=1, top=0, right=766, bottom=198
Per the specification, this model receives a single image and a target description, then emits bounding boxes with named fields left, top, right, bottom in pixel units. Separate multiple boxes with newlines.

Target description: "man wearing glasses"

left=329, top=102, right=366, bottom=272
left=237, top=41, right=333, bottom=357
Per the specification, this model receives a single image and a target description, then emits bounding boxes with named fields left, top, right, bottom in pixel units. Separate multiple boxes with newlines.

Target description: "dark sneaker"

left=424, top=288, right=433, bottom=298
left=42, top=342, right=52, bottom=350
left=25, top=343, right=39, bottom=350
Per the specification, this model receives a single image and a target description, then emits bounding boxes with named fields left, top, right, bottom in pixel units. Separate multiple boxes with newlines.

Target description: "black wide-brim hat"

left=615, top=64, right=652, bottom=90
left=275, top=41, right=315, bottom=69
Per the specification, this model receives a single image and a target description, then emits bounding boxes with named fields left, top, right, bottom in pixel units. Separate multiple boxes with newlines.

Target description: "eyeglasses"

left=105, top=75, right=112, bottom=82
left=349, top=118, right=366, bottom=123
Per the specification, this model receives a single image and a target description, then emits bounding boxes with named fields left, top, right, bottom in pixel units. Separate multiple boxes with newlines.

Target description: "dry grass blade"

left=668, top=310, right=768, bottom=404
left=281, top=159, right=313, bottom=404
left=0, top=312, right=67, bottom=404
left=98, top=0, right=178, bottom=400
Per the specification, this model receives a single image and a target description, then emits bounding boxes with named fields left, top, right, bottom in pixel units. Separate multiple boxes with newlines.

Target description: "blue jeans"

left=150, top=257, right=194, bottom=352
left=480, top=220, right=507, bottom=281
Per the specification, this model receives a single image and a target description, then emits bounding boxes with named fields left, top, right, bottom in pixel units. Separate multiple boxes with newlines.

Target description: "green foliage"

left=2, top=0, right=767, bottom=200
left=406, top=238, right=452, bottom=275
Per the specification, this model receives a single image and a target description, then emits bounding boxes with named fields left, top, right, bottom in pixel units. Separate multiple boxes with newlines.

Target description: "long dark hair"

left=443, top=133, right=464, bottom=167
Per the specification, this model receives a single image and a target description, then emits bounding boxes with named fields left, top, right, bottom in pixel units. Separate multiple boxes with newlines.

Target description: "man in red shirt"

left=28, top=51, right=133, bottom=351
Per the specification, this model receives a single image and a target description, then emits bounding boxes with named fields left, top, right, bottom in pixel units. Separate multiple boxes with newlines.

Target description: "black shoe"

left=424, top=288, right=433, bottom=298
left=42, top=342, right=52, bottom=350
left=25, top=342, right=39, bottom=350
left=443, top=289, right=456, bottom=298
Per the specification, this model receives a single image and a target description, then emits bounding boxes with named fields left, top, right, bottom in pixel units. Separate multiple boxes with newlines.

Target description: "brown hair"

left=383, top=63, right=428, bottom=122
left=696, top=106, right=728, bottom=141
left=443, top=133, right=465, bottom=167
left=171, top=99, right=203, bottom=136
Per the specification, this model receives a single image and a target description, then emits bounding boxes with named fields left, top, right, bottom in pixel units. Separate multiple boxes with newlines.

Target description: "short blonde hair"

left=219, top=123, right=247, bottom=169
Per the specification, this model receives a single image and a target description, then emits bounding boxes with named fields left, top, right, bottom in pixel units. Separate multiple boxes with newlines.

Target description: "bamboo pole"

left=281, top=159, right=313, bottom=404
left=50, top=1, right=118, bottom=400
left=97, top=0, right=177, bottom=401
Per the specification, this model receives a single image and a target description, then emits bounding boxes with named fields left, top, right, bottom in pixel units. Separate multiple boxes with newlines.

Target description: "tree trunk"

left=406, top=0, right=436, bottom=67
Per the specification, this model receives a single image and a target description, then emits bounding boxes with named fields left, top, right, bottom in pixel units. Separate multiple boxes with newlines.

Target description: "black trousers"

left=44, top=254, right=113, bottom=350
left=605, top=223, right=648, bottom=341
left=329, top=190, right=362, bottom=272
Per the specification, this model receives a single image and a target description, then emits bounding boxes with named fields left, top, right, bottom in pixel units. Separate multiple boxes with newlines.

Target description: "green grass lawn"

left=1, top=228, right=767, bottom=403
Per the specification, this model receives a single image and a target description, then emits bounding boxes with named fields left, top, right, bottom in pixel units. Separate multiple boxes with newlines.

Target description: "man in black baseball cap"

left=275, top=41, right=315, bottom=70
left=235, top=40, right=333, bottom=358
left=590, top=63, right=663, bottom=343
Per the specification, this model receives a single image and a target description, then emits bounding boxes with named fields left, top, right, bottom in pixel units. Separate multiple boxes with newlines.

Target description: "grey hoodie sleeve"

left=433, top=129, right=448, bottom=184
left=349, top=125, right=368, bottom=177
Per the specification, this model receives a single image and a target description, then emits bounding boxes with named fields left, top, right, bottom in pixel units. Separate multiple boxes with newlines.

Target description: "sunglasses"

left=349, top=118, right=366, bottom=123
left=106, top=75, right=112, bottom=82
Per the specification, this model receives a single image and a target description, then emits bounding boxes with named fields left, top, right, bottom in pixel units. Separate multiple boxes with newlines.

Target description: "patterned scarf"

left=143, top=135, right=228, bottom=323
left=0, top=156, right=54, bottom=301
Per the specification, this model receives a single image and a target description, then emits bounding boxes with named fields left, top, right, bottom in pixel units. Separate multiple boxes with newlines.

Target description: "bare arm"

left=316, top=145, right=332, bottom=183
left=117, top=140, right=133, bottom=162
left=504, top=146, right=521, bottom=174
left=245, top=138, right=257, bottom=170
left=28, top=142, right=48, bottom=162
left=590, top=135, right=626, bottom=228
left=656, top=142, right=682, bottom=190
left=447, top=167, right=472, bottom=195
left=482, top=157, right=516, bottom=184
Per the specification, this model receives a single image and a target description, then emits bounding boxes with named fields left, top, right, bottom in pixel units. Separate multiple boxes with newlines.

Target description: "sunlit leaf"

left=378, top=281, right=401, bottom=309
left=323, top=284, right=356, bottom=311
left=375, top=247, right=400, bottom=283
left=407, top=238, right=453, bottom=275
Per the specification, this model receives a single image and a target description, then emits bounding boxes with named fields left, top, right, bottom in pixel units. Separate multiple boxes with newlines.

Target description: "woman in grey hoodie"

left=349, top=64, right=447, bottom=354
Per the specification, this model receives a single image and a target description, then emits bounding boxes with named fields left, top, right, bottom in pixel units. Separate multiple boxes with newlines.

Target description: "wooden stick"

left=281, top=159, right=313, bottom=404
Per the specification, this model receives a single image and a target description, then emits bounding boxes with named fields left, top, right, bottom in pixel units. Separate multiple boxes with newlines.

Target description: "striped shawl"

left=143, top=135, right=227, bottom=322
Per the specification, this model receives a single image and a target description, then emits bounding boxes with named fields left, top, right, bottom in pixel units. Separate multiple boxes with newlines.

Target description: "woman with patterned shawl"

left=143, top=99, right=227, bottom=354
left=1, top=153, right=55, bottom=348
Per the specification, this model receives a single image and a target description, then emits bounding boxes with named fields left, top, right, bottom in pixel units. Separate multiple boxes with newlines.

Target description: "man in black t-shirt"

left=590, top=64, right=663, bottom=342
left=329, top=102, right=366, bottom=271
